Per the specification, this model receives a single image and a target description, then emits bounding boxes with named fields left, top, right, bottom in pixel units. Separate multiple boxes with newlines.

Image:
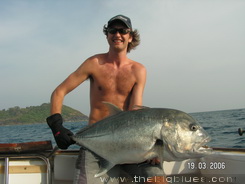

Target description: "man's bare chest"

left=91, top=67, right=136, bottom=95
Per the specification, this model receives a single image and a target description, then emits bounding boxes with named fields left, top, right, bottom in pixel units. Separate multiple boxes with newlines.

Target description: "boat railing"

left=0, top=141, right=54, bottom=184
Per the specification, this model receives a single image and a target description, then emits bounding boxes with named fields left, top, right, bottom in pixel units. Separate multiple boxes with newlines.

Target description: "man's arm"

left=47, top=58, right=93, bottom=149
left=128, top=64, right=147, bottom=110
left=50, top=59, right=92, bottom=115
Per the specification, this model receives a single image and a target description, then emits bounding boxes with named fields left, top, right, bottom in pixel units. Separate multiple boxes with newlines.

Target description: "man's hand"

left=46, top=113, right=75, bottom=149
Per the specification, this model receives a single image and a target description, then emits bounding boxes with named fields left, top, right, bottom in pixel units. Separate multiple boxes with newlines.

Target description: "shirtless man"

left=47, top=15, right=166, bottom=184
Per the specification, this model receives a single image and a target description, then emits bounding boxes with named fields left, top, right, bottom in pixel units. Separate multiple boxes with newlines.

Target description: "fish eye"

left=190, top=124, right=198, bottom=131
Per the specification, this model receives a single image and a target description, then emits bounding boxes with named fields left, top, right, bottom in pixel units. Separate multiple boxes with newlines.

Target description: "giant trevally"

left=72, top=102, right=212, bottom=177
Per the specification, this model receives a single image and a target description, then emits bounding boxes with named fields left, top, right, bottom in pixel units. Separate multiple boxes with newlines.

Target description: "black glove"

left=46, top=113, right=75, bottom=149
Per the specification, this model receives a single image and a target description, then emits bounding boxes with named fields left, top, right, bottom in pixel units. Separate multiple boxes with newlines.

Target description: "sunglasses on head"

left=107, top=28, right=131, bottom=35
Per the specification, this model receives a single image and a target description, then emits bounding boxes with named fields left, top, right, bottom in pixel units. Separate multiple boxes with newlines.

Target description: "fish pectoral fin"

left=154, top=139, right=164, bottom=170
left=94, top=158, right=115, bottom=178
left=143, top=140, right=164, bottom=167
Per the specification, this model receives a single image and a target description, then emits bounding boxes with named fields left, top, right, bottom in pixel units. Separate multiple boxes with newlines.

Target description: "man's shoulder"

left=86, top=53, right=106, bottom=62
left=82, top=53, right=107, bottom=67
left=130, top=60, right=146, bottom=72
left=128, top=60, right=147, bottom=81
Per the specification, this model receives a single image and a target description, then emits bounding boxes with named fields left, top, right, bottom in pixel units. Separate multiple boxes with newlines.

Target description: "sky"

left=1, top=0, right=244, bottom=116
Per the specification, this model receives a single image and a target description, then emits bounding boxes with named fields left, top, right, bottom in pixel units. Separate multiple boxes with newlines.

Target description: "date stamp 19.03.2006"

left=187, top=161, right=226, bottom=170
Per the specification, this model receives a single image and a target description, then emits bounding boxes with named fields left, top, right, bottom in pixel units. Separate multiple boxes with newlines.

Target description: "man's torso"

left=87, top=54, right=140, bottom=124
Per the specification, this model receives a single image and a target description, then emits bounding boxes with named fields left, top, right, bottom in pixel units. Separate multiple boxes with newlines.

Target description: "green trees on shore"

left=0, top=103, right=87, bottom=125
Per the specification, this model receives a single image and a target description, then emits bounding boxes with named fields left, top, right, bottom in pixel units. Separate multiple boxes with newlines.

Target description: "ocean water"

left=0, top=108, right=244, bottom=149
left=190, top=108, right=245, bottom=148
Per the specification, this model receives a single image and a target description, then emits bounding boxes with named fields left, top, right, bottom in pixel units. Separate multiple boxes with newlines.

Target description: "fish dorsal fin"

left=102, top=101, right=122, bottom=116
left=132, top=105, right=150, bottom=110
left=94, top=158, right=115, bottom=177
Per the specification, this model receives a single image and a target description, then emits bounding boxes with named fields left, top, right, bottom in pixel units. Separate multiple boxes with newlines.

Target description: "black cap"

left=107, top=15, right=132, bottom=29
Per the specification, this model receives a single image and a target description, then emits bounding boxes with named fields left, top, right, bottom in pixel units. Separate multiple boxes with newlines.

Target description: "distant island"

left=0, top=103, right=88, bottom=126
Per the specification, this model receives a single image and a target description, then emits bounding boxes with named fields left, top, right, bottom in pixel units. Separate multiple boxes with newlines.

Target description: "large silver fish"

left=72, top=102, right=211, bottom=177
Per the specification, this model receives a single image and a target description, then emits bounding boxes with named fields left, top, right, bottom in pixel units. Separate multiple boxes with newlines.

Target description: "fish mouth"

left=195, top=136, right=212, bottom=153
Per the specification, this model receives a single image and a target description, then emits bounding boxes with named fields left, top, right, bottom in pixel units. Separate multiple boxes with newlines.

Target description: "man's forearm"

left=50, top=89, right=64, bottom=115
